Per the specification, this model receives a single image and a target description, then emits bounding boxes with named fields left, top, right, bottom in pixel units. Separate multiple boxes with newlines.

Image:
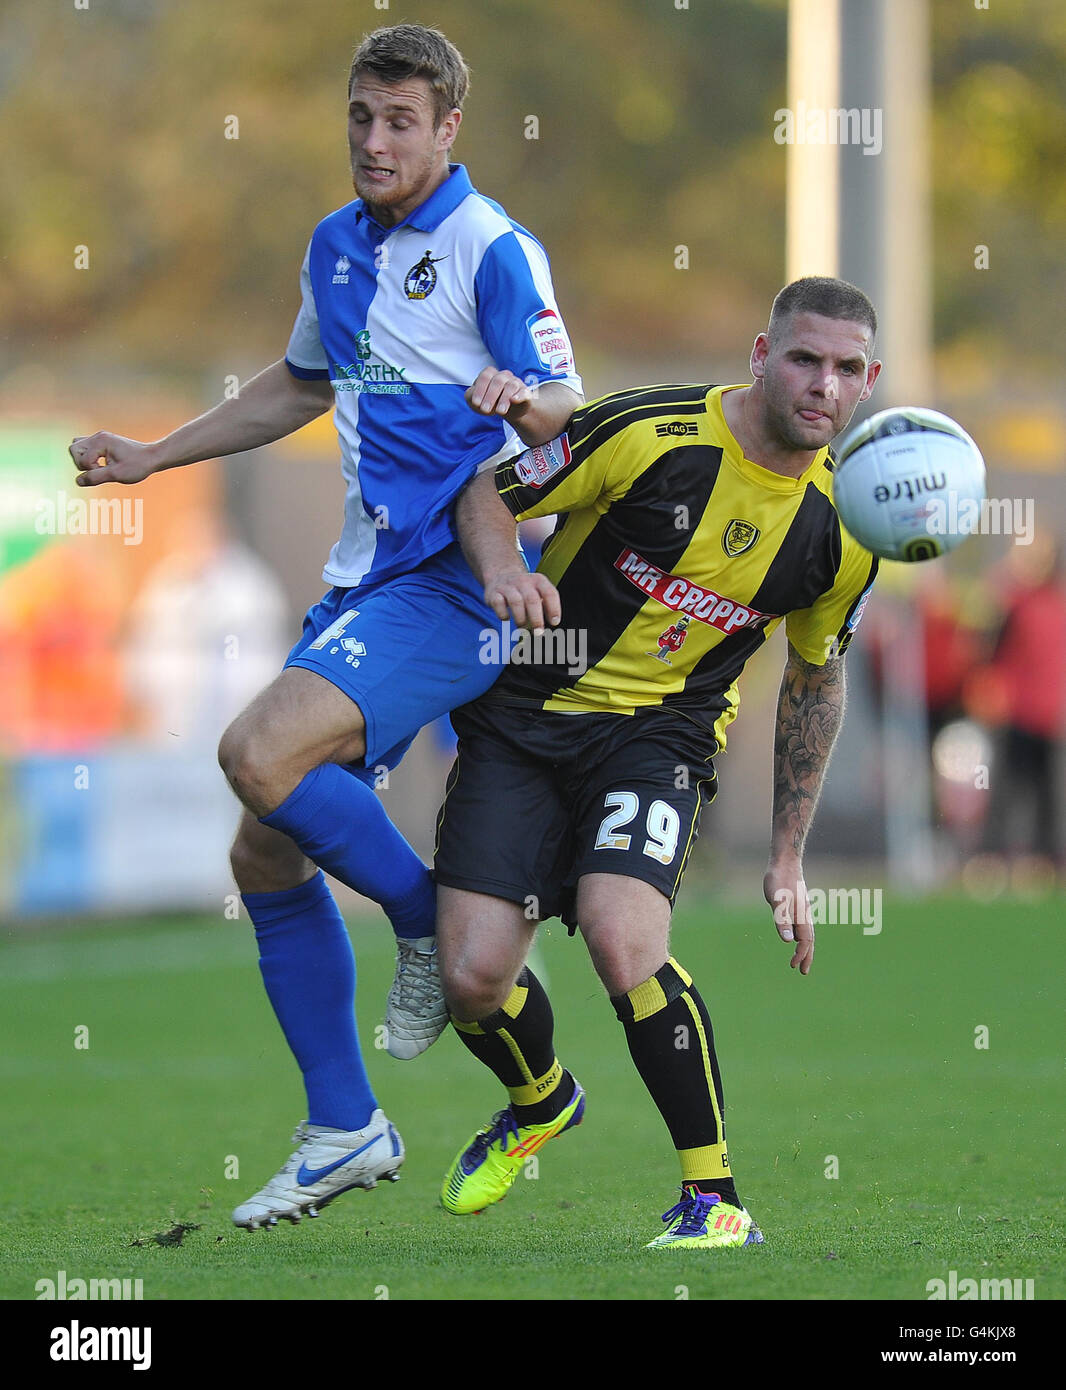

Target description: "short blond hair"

left=349, top=24, right=470, bottom=127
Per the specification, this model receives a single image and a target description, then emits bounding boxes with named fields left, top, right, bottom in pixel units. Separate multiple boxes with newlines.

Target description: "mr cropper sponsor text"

left=614, top=548, right=774, bottom=636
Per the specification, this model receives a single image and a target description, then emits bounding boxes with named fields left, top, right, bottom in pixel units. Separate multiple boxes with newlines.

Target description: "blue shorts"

left=284, top=542, right=506, bottom=774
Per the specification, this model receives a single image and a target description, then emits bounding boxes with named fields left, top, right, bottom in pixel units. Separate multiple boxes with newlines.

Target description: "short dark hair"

left=769, top=276, right=878, bottom=343
left=348, top=24, right=470, bottom=127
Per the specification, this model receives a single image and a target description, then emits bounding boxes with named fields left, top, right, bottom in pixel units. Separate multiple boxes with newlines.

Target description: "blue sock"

left=260, top=764, right=436, bottom=940
left=243, top=871, right=376, bottom=1131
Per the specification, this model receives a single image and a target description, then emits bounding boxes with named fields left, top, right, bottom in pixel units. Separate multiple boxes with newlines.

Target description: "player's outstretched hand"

left=484, top=567, right=561, bottom=631
left=465, top=366, right=534, bottom=419
left=70, top=432, right=156, bottom=488
left=763, top=860, right=815, bottom=975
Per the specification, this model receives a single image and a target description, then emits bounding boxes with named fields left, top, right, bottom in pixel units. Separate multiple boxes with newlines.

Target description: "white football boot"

left=231, top=1109, right=404, bottom=1229
left=384, top=935, right=449, bottom=1060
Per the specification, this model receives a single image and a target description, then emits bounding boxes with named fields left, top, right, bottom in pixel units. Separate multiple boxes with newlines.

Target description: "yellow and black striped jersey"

left=490, top=383, right=878, bottom=749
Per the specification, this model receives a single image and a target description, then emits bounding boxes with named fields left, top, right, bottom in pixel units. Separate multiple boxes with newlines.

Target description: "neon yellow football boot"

left=441, top=1082, right=586, bottom=1215
left=645, top=1186, right=764, bottom=1249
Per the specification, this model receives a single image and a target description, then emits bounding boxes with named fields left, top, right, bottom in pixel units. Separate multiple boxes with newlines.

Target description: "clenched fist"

left=69, top=433, right=157, bottom=487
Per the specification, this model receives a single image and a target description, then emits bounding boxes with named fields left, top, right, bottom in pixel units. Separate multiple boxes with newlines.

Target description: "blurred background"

left=2, top=0, right=1064, bottom=922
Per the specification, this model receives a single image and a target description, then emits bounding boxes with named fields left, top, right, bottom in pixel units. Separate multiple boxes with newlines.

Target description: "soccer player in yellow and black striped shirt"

left=433, top=276, right=883, bottom=1248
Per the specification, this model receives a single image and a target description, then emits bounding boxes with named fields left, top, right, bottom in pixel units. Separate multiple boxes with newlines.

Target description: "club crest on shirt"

left=404, top=250, right=447, bottom=299
left=722, top=518, right=760, bottom=557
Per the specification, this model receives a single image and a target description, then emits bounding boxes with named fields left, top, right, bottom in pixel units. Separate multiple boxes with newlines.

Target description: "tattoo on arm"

left=771, top=642, right=847, bottom=857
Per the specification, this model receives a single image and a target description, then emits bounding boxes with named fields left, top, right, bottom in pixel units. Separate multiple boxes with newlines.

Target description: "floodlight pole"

left=787, top=0, right=937, bottom=890
left=785, top=0, right=841, bottom=282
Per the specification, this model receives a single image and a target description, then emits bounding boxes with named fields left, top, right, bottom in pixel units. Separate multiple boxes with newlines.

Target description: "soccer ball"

left=832, top=406, right=986, bottom=562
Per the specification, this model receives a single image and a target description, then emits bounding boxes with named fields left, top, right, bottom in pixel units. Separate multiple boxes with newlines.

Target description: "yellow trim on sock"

left=450, top=1016, right=485, bottom=1036
left=626, top=975, right=668, bottom=1022
left=496, top=1027, right=536, bottom=1085
left=501, top=983, right=529, bottom=1020
left=680, top=990, right=726, bottom=1139
left=506, top=1057, right=564, bottom=1109
left=679, top=1142, right=732, bottom=1181
left=667, top=957, right=693, bottom=988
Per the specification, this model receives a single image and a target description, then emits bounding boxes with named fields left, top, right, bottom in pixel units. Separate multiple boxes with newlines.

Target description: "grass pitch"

left=1, top=893, right=1061, bottom=1301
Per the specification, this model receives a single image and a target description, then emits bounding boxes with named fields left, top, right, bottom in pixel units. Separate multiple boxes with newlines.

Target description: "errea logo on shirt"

left=333, top=256, right=351, bottom=285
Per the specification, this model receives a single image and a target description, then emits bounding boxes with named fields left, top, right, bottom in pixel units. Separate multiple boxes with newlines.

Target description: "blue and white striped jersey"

left=285, top=163, right=582, bottom=588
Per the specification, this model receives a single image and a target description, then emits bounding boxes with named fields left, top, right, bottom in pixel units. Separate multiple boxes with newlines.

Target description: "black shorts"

left=434, top=700, right=719, bottom=930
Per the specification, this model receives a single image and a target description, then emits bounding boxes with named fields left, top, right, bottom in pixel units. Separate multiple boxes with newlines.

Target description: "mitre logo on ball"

left=832, top=407, right=986, bottom=563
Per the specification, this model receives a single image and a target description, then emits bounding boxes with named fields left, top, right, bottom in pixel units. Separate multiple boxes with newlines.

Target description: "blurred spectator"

left=917, top=573, right=986, bottom=860
left=967, top=536, right=1066, bottom=872
left=123, top=510, right=289, bottom=746
left=920, top=572, right=982, bottom=740
left=0, top=541, right=124, bottom=755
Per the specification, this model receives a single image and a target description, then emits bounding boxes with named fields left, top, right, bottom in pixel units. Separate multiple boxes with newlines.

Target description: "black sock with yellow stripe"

left=611, top=957, right=741, bottom=1208
left=450, top=967, right=576, bottom=1125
